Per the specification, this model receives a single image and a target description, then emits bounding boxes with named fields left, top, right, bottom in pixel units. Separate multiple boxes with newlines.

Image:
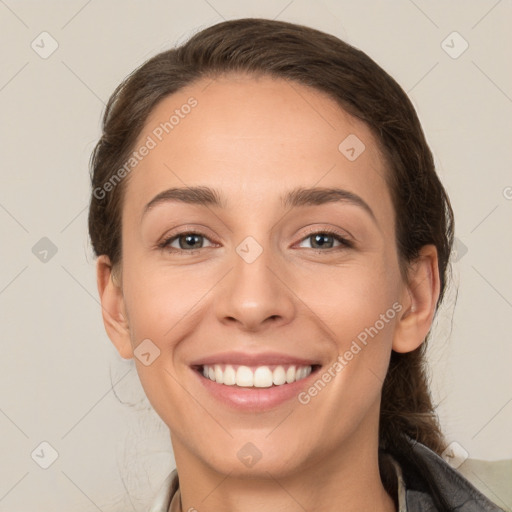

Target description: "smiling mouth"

left=193, top=364, right=322, bottom=388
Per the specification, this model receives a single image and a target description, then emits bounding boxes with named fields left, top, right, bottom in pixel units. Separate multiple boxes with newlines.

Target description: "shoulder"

left=392, top=436, right=508, bottom=511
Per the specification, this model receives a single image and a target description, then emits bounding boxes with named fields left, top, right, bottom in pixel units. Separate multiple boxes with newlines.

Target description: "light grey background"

left=0, top=1, right=511, bottom=511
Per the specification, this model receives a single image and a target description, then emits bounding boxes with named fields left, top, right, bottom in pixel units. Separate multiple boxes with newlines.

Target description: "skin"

left=97, top=73, right=440, bottom=512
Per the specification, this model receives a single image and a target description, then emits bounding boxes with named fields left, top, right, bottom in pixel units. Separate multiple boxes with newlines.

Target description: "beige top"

left=149, top=455, right=407, bottom=512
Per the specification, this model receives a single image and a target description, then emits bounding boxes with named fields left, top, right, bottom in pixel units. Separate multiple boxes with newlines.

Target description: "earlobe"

left=392, top=245, right=441, bottom=354
left=96, top=255, right=133, bottom=360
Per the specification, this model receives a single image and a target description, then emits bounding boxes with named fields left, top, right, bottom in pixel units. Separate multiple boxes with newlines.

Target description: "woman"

left=88, top=18, right=504, bottom=512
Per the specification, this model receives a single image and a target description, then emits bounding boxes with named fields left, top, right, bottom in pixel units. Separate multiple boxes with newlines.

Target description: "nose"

left=213, top=244, right=297, bottom=333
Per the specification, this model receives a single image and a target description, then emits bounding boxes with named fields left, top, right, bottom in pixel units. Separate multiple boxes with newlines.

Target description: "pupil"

left=314, top=234, right=333, bottom=248
left=182, top=234, right=201, bottom=249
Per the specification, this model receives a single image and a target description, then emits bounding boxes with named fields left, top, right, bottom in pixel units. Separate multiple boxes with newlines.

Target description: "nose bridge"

left=213, top=235, right=296, bottom=330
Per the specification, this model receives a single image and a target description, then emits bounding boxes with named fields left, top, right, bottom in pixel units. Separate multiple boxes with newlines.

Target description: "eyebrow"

left=142, top=185, right=377, bottom=223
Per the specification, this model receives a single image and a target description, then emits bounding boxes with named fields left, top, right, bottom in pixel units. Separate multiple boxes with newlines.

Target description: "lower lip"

left=192, top=367, right=320, bottom=411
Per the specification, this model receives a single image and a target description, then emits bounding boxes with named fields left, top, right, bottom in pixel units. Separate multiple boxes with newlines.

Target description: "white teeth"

left=253, top=366, right=273, bottom=388
left=236, top=366, right=254, bottom=387
left=214, top=364, right=223, bottom=384
left=272, top=366, right=286, bottom=385
left=200, top=364, right=313, bottom=387
left=223, top=365, right=236, bottom=385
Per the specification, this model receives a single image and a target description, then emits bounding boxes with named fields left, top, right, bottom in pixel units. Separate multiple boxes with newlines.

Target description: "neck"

left=170, top=415, right=396, bottom=512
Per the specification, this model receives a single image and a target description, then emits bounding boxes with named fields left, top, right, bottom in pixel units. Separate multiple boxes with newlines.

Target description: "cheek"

left=120, top=264, right=208, bottom=423
left=122, top=258, right=214, bottom=343
left=295, top=260, right=400, bottom=391
left=296, top=256, right=400, bottom=336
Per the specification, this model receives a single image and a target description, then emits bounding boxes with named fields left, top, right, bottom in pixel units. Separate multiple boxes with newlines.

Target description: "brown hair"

left=89, top=18, right=453, bottom=460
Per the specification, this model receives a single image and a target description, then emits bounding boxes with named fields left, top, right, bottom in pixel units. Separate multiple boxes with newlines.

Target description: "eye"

left=157, top=228, right=353, bottom=254
left=297, top=230, right=353, bottom=251
left=159, top=231, right=215, bottom=252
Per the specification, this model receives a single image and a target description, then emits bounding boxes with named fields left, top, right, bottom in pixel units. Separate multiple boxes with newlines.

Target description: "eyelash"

left=157, top=228, right=354, bottom=255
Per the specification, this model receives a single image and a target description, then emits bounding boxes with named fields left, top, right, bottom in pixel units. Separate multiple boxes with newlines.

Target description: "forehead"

left=123, top=73, right=392, bottom=224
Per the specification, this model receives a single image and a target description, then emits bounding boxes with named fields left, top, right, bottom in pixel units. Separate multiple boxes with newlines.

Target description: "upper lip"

left=189, top=351, right=321, bottom=367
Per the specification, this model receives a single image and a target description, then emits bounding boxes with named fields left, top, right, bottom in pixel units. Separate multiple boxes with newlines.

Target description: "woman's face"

left=104, top=74, right=422, bottom=477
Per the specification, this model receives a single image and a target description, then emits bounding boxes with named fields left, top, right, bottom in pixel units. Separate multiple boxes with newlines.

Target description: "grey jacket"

left=149, top=436, right=506, bottom=511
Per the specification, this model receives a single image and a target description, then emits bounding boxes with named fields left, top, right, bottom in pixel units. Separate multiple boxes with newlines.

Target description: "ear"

left=96, top=255, right=133, bottom=360
left=393, top=245, right=441, bottom=353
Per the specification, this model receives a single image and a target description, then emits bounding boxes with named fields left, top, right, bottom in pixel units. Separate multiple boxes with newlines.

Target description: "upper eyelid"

left=299, top=225, right=352, bottom=241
